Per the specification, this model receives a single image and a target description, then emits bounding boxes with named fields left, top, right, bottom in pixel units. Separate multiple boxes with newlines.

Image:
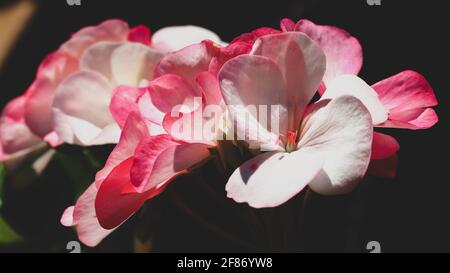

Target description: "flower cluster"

left=0, top=18, right=438, bottom=247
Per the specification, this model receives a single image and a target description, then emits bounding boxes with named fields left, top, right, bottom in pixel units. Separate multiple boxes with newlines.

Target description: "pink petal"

left=130, top=135, right=180, bottom=190
left=110, top=86, right=166, bottom=130
left=251, top=32, right=326, bottom=130
left=67, top=182, right=115, bottom=247
left=148, top=74, right=200, bottom=114
left=0, top=96, right=41, bottom=156
left=110, top=86, right=147, bottom=128
left=162, top=106, right=217, bottom=145
left=24, top=52, right=78, bottom=138
left=60, top=19, right=129, bottom=59
left=43, top=131, right=62, bottom=147
left=280, top=18, right=296, bottom=32
left=154, top=42, right=219, bottom=82
left=321, top=74, right=388, bottom=125
left=371, top=132, right=400, bottom=160
left=226, top=151, right=323, bottom=208
left=130, top=134, right=210, bottom=192
left=60, top=206, right=75, bottom=227
left=295, top=19, right=363, bottom=86
left=299, top=96, right=373, bottom=195
left=372, top=70, right=438, bottom=129
left=196, top=71, right=223, bottom=105
left=95, top=112, right=149, bottom=184
left=231, top=27, right=281, bottom=45
left=128, top=25, right=151, bottom=46
left=151, top=25, right=222, bottom=52
left=381, top=108, right=438, bottom=130
left=218, top=54, right=287, bottom=148
left=208, top=42, right=252, bottom=76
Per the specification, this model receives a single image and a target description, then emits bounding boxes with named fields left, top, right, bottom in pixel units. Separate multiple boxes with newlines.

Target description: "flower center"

left=286, top=130, right=297, bottom=153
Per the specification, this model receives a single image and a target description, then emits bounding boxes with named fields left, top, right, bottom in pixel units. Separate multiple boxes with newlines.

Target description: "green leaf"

left=0, top=214, right=22, bottom=244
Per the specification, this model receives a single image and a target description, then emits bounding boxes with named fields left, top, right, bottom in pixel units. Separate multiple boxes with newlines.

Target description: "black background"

left=0, top=0, right=449, bottom=252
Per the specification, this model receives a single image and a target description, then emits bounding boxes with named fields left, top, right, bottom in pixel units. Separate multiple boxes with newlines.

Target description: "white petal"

left=53, top=71, right=114, bottom=128
left=80, top=41, right=123, bottom=81
left=219, top=55, right=287, bottom=149
left=152, top=25, right=223, bottom=52
left=226, top=150, right=323, bottom=208
left=111, top=43, right=163, bottom=85
left=321, top=75, right=388, bottom=125
left=299, top=95, right=373, bottom=195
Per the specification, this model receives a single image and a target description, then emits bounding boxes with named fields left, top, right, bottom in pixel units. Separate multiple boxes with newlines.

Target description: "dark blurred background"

left=0, top=0, right=448, bottom=252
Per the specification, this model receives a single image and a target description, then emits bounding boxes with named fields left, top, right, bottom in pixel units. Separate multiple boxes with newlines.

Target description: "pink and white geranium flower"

left=60, top=39, right=238, bottom=247
left=229, top=18, right=438, bottom=177
left=218, top=32, right=373, bottom=208
left=1, top=19, right=223, bottom=163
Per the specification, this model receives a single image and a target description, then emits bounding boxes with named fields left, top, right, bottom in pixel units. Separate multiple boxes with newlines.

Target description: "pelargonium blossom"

left=0, top=19, right=223, bottom=164
left=219, top=32, right=373, bottom=207
left=60, top=39, right=240, bottom=247
left=56, top=19, right=439, bottom=247
left=228, top=18, right=438, bottom=177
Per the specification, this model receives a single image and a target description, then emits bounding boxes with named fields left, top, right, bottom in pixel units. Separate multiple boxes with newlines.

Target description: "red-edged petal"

left=95, top=158, right=147, bottom=230
left=371, top=132, right=400, bottom=160
left=372, top=70, right=438, bottom=129
left=130, top=134, right=210, bottom=192
left=95, top=112, right=149, bottom=184
left=128, top=25, right=151, bottom=46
